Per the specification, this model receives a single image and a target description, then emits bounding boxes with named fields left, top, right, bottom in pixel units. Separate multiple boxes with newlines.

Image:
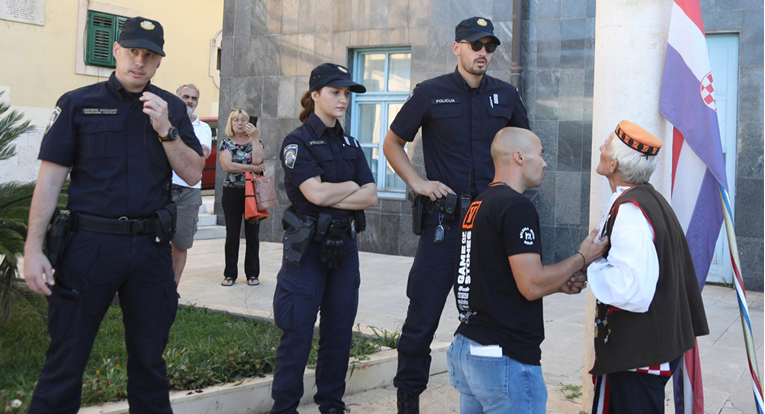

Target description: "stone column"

left=582, top=1, right=675, bottom=410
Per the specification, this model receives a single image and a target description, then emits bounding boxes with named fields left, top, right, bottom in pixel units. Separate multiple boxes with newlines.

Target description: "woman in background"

left=219, top=109, right=264, bottom=287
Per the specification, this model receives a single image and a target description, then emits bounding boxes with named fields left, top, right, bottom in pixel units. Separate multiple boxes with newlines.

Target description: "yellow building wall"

left=0, top=0, right=224, bottom=126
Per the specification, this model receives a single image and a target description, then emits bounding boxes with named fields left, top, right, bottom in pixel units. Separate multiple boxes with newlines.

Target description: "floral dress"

left=220, top=138, right=262, bottom=188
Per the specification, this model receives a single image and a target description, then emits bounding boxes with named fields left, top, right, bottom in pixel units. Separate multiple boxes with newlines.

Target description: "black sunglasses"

left=460, top=40, right=498, bottom=53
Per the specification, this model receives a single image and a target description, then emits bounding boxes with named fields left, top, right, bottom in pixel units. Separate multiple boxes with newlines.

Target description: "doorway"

left=705, top=33, right=740, bottom=284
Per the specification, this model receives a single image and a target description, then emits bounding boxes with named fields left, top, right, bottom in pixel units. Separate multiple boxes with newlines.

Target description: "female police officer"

left=270, top=63, right=378, bottom=414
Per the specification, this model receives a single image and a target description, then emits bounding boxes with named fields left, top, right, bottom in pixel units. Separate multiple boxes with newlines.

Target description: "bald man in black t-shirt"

left=447, top=128, right=608, bottom=413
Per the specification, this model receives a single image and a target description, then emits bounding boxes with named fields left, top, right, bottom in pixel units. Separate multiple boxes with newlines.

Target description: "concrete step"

left=200, top=196, right=215, bottom=215
left=195, top=225, right=226, bottom=240
left=195, top=196, right=224, bottom=240
left=198, top=214, right=217, bottom=227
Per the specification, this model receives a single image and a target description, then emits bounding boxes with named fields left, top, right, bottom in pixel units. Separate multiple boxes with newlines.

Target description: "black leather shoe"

left=319, top=406, right=350, bottom=414
left=397, top=389, right=419, bottom=414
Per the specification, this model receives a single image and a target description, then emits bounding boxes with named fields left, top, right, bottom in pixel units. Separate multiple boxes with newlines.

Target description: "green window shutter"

left=86, top=12, right=125, bottom=68
left=114, top=16, right=127, bottom=60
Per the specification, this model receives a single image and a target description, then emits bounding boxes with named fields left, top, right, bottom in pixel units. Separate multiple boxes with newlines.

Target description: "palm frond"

left=0, top=181, right=36, bottom=209
left=0, top=112, right=35, bottom=162
left=0, top=205, right=34, bottom=222
left=0, top=256, right=40, bottom=326
left=0, top=92, right=52, bottom=326
left=0, top=228, right=25, bottom=258
left=0, top=91, right=37, bottom=162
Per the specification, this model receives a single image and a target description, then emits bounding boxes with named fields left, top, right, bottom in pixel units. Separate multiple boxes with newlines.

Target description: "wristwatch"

left=158, top=126, right=179, bottom=142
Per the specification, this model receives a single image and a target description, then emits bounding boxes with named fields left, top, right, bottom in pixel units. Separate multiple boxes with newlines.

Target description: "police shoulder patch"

left=283, top=143, right=298, bottom=169
left=44, top=106, right=62, bottom=135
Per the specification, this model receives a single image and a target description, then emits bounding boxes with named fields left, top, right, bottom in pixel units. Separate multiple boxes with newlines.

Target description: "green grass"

left=0, top=295, right=398, bottom=412
left=561, top=383, right=583, bottom=402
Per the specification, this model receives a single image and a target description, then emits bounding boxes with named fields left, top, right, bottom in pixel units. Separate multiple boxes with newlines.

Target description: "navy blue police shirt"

left=389, top=67, right=529, bottom=198
left=454, top=185, right=544, bottom=365
left=280, top=113, right=375, bottom=219
left=38, top=73, right=203, bottom=218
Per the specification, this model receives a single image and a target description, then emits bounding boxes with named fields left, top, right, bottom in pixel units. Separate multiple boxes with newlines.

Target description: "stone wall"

left=0, top=127, right=43, bottom=184
left=217, top=0, right=519, bottom=256
left=520, top=0, right=597, bottom=264
left=219, top=0, right=763, bottom=290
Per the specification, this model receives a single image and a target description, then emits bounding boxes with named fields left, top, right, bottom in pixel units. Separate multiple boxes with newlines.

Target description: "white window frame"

left=350, top=47, right=411, bottom=200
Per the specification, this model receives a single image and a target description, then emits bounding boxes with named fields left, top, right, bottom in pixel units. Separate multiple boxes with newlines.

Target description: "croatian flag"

left=659, top=0, right=727, bottom=413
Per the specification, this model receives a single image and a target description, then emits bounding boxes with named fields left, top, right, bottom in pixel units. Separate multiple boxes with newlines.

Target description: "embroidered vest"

left=590, top=184, right=709, bottom=376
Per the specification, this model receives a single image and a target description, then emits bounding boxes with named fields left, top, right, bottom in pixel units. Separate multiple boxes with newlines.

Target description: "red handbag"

left=244, top=172, right=270, bottom=222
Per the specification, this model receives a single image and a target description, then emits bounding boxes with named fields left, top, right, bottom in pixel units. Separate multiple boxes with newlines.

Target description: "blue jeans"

left=447, top=334, right=547, bottom=414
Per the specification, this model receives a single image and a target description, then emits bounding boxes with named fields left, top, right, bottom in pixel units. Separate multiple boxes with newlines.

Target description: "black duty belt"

left=330, top=216, right=353, bottom=229
left=295, top=212, right=356, bottom=238
left=74, top=213, right=154, bottom=235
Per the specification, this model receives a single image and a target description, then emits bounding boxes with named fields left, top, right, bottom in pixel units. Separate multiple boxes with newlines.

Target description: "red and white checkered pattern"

left=630, top=362, right=672, bottom=376
left=700, top=71, right=717, bottom=112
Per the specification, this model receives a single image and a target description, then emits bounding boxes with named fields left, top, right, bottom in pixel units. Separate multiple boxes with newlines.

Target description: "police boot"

left=397, top=389, right=419, bottom=414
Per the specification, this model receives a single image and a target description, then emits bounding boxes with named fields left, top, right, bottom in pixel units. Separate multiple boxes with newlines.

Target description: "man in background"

left=172, top=83, right=212, bottom=286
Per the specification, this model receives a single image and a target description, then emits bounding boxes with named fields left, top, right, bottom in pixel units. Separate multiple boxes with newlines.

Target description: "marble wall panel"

left=217, top=0, right=765, bottom=268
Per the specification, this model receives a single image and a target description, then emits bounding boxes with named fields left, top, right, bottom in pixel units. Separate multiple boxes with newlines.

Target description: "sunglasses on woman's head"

left=460, top=40, right=498, bottom=53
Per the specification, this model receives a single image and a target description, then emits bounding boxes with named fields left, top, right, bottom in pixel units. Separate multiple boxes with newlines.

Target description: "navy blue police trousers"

left=394, top=213, right=459, bottom=395
left=270, top=232, right=360, bottom=414
left=29, top=231, right=178, bottom=414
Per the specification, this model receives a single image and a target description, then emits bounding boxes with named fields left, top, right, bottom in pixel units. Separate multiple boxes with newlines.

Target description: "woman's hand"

left=245, top=123, right=258, bottom=138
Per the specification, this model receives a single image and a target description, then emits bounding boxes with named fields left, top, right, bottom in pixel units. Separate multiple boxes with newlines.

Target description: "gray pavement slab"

left=179, top=239, right=764, bottom=414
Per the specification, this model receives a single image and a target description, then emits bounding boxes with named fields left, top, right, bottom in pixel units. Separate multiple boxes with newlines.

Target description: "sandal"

left=221, top=277, right=235, bottom=287
left=247, top=277, right=260, bottom=286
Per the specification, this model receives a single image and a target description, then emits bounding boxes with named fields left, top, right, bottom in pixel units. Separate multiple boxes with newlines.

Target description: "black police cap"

left=118, top=16, right=165, bottom=56
left=309, top=63, right=366, bottom=93
left=455, top=16, right=501, bottom=45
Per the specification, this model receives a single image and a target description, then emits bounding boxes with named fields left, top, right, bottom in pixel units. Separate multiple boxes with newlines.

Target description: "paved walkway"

left=179, top=239, right=763, bottom=414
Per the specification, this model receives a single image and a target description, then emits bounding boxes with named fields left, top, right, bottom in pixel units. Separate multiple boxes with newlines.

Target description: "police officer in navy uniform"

left=23, top=17, right=204, bottom=414
left=270, top=63, right=378, bottom=414
left=382, top=17, right=530, bottom=413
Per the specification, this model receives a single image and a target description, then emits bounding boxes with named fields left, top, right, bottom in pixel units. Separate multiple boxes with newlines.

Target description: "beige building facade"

left=0, top=0, right=224, bottom=183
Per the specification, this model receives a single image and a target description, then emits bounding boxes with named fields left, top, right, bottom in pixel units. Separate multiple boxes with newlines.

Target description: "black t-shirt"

left=454, top=184, right=545, bottom=365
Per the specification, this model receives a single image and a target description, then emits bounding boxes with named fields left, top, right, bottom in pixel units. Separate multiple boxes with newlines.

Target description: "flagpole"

left=719, top=186, right=764, bottom=414
left=583, top=1, right=676, bottom=410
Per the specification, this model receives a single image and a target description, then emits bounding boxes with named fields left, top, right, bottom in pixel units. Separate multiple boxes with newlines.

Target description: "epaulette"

left=343, top=135, right=361, bottom=148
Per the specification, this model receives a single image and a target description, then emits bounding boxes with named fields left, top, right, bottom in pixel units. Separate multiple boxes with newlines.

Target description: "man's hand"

left=578, top=227, right=609, bottom=265
left=23, top=250, right=54, bottom=296
left=140, top=92, right=171, bottom=137
left=411, top=178, right=455, bottom=201
left=560, top=272, right=587, bottom=295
